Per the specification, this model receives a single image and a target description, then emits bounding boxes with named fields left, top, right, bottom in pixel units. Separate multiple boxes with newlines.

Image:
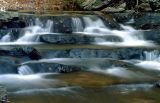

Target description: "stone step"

left=39, top=33, right=122, bottom=44
left=0, top=47, right=157, bottom=60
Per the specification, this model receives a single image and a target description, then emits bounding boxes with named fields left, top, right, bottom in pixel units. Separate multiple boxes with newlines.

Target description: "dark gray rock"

left=0, top=48, right=27, bottom=57
left=154, top=82, right=160, bottom=88
left=150, top=2, right=160, bottom=11
left=0, top=17, right=26, bottom=29
left=0, top=48, right=41, bottom=60
left=134, top=13, right=160, bottom=29
left=40, top=33, right=122, bottom=44
left=69, top=48, right=145, bottom=59
left=40, top=34, right=95, bottom=44
left=41, top=50, right=69, bottom=58
left=40, top=48, right=149, bottom=60
left=22, top=47, right=41, bottom=60
left=0, top=60, right=17, bottom=74
left=143, top=30, right=160, bottom=44
left=25, top=63, right=82, bottom=73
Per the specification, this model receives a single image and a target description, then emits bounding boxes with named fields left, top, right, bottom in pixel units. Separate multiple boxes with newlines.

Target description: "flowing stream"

left=0, top=13, right=160, bottom=103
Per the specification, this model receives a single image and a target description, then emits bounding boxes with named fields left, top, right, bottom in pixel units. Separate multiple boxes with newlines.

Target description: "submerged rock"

left=0, top=86, right=7, bottom=103
left=24, top=63, right=82, bottom=73
left=57, top=64, right=82, bottom=73
left=0, top=60, right=17, bottom=74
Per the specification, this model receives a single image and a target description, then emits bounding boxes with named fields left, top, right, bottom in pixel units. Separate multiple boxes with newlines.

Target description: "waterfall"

left=16, top=18, right=53, bottom=42
left=35, top=18, right=44, bottom=27
left=144, top=50, right=160, bottom=61
left=83, top=16, right=106, bottom=28
left=18, top=65, right=34, bottom=75
left=135, top=50, right=160, bottom=71
left=0, top=15, right=153, bottom=47
left=71, top=17, right=83, bottom=32
left=80, top=16, right=153, bottom=46
left=16, top=26, right=42, bottom=42
left=45, top=20, right=54, bottom=32
left=0, top=33, right=11, bottom=42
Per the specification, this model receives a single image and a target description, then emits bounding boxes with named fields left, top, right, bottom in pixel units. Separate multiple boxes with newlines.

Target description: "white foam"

left=135, top=61, right=160, bottom=71
left=89, top=67, right=146, bottom=79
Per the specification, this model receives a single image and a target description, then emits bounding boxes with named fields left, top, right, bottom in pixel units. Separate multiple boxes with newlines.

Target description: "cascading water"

left=1, top=14, right=160, bottom=103
left=0, top=18, right=53, bottom=45
left=16, top=18, right=53, bottom=42
left=83, top=16, right=106, bottom=27
left=16, top=26, right=42, bottom=42
left=18, top=65, right=34, bottom=75
left=71, top=15, right=154, bottom=47
left=0, top=33, right=11, bottom=42
left=135, top=50, right=160, bottom=71
left=144, top=50, right=160, bottom=61
left=0, top=15, right=154, bottom=47
left=71, top=17, right=84, bottom=32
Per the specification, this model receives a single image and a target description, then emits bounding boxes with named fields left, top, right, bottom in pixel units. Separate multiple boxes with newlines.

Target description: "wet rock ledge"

left=0, top=86, right=8, bottom=103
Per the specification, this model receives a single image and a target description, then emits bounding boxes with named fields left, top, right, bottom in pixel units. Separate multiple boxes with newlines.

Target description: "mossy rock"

left=0, top=11, right=19, bottom=20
